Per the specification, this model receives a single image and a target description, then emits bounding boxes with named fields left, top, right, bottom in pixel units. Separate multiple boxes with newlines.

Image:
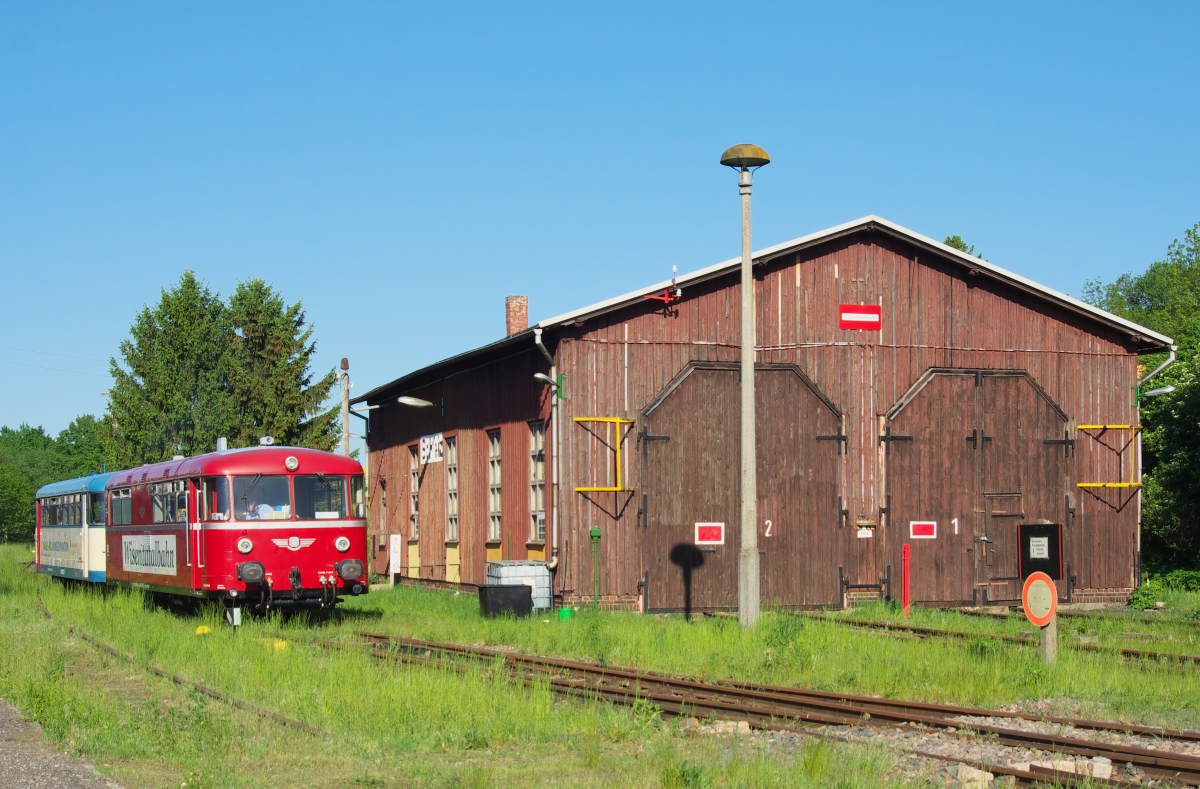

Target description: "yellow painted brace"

left=1075, top=425, right=1143, bottom=488
left=573, top=417, right=636, bottom=492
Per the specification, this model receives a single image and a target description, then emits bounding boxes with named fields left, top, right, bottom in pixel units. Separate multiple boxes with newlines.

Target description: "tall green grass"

left=0, top=545, right=919, bottom=788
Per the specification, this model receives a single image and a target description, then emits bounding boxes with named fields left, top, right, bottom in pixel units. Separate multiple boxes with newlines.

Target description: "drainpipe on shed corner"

left=1134, top=343, right=1177, bottom=583
left=533, top=328, right=560, bottom=574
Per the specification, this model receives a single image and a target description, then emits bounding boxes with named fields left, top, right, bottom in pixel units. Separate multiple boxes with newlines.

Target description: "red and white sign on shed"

left=695, top=522, right=724, bottom=545
left=910, top=521, right=937, bottom=539
left=839, top=304, right=882, bottom=330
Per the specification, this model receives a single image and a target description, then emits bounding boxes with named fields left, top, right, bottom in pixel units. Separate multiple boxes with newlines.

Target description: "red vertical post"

left=902, top=543, right=911, bottom=618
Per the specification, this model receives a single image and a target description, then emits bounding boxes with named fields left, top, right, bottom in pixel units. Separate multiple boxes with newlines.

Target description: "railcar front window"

left=233, top=475, right=291, bottom=521
left=202, top=477, right=230, bottom=521
left=294, top=475, right=348, bottom=520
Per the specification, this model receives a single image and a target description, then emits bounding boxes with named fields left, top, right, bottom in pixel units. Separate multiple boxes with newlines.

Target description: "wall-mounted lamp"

left=1143, top=385, right=1176, bottom=397
left=398, top=396, right=435, bottom=407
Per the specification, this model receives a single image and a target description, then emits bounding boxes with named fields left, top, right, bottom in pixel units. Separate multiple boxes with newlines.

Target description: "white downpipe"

left=533, top=328, right=560, bottom=572
left=1135, top=344, right=1175, bottom=586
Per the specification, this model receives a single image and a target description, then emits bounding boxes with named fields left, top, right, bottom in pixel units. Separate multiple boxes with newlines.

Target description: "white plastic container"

left=486, top=561, right=552, bottom=610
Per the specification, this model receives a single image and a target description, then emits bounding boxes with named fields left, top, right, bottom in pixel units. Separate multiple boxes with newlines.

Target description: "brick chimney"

left=505, top=295, right=528, bottom=336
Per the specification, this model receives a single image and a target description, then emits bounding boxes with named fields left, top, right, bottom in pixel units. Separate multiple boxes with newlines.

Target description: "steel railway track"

left=286, top=630, right=1200, bottom=787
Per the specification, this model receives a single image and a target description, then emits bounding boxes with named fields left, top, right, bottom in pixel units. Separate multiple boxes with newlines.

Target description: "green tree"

left=57, top=415, right=109, bottom=478
left=0, top=424, right=63, bottom=491
left=944, top=234, right=984, bottom=259
left=1082, top=221, right=1200, bottom=570
left=0, top=462, right=35, bottom=542
left=105, top=271, right=234, bottom=466
left=226, top=279, right=339, bottom=451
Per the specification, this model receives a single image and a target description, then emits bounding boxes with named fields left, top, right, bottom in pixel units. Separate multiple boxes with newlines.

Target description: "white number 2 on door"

left=765, top=519, right=773, bottom=537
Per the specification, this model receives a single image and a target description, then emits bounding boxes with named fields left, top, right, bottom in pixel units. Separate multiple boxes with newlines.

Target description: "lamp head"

left=1144, top=385, right=1176, bottom=397
left=398, top=396, right=435, bottom=407
left=533, top=373, right=555, bottom=387
left=720, top=144, right=770, bottom=170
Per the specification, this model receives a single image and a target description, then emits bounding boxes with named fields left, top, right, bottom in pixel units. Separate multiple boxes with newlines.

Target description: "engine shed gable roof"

left=538, top=215, right=1174, bottom=348
left=353, top=215, right=1172, bottom=406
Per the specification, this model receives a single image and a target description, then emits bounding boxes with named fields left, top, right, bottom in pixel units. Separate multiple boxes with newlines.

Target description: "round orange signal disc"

left=1022, top=571, right=1058, bottom=627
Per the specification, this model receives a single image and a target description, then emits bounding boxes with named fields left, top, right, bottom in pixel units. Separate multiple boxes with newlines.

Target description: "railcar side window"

left=233, top=475, right=291, bottom=521
left=295, top=475, right=348, bottom=520
left=42, top=498, right=58, bottom=527
left=350, top=475, right=365, bottom=519
left=202, top=477, right=230, bottom=521
left=89, top=494, right=105, bottom=526
left=151, top=481, right=185, bottom=523
left=110, top=489, right=131, bottom=525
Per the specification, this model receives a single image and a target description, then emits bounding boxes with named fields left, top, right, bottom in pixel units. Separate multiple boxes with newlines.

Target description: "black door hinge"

left=636, top=494, right=648, bottom=528
left=1065, top=494, right=1076, bottom=526
left=838, top=496, right=849, bottom=528
left=879, top=426, right=913, bottom=454
left=878, top=493, right=891, bottom=521
left=817, top=426, right=848, bottom=454
left=1044, top=430, right=1075, bottom=457
left=637, top=426, right=670, bottom=456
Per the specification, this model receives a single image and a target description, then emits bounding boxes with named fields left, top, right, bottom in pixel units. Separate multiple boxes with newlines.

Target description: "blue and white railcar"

left=36, top=473, right=115, bottom=582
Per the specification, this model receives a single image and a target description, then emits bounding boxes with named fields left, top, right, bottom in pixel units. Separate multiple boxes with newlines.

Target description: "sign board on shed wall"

left=695, top=523, right=724, bottom=545
left=420, top=433, right=443, bottom=464
left=839, top=304, right=882, bottom=331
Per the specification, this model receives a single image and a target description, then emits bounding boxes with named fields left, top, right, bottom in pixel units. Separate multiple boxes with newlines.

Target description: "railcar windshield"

left=233, top=475, right=291, bottom=521
left=202, top=477, right=231, bottom=521
left=294, top=474, right=348, bottom=520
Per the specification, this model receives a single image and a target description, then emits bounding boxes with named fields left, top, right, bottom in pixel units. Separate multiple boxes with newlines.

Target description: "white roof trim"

left=537, top=215, right=1173, bottom=347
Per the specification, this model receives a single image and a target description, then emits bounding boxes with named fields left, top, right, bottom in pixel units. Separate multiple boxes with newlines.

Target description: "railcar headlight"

left=334, top=536, right=351, bottom=552
left=285, top=456, right=299, bottom=471
left=335, top=559, right=364, bottom=582
left=236, top=562, right=266, bottom=583
left=237, top=537, right=253, bottom=554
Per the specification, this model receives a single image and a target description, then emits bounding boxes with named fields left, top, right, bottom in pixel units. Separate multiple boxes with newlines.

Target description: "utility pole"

left=720, top=144, right=771, bottom=630
left=341, top=358, right=350, bottom=456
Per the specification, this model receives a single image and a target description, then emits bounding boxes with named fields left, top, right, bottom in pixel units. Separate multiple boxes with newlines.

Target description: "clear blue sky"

left=2, top=3, right=1198, bottom=457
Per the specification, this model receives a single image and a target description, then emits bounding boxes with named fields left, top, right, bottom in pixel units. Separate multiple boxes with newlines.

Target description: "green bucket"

left=558, top=607, right=573, bottom=622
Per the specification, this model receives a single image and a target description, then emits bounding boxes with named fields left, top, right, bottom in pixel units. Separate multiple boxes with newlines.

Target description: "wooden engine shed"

left=355, top=216, right=1172, bottom=610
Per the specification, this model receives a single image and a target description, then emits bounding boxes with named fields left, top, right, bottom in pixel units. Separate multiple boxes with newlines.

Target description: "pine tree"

left=105, top=271, right=234, bottom=465
left=226, top=279, right=339, bottom=451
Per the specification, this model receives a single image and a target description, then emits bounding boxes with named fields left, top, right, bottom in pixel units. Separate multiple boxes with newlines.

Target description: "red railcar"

left=105, top=445, right=368, bottom=609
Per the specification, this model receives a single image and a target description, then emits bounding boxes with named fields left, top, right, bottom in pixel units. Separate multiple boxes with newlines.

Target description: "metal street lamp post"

left=720, top=143, right=770, bottom=629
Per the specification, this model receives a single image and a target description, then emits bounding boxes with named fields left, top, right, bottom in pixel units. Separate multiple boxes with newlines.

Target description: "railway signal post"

left=1023, top=571, right=1058, bottom=666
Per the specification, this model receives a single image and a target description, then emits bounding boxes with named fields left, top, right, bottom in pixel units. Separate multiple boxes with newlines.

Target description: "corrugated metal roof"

left=354, top=215, right=1172, bottom=405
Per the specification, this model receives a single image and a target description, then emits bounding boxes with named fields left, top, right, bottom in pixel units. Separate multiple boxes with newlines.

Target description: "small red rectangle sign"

left=695, top=522, right=724, bottom=545
left=839, top=304, right=882, bottom=330
left=910, top=521, right=937, bottom=539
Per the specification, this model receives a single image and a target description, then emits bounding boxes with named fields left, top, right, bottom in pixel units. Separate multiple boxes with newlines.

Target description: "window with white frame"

left=409, top=445, right=419, bottom=539
left=529, top=421, right=546, bottom=542
left=487, top=429, right=502, bottom=541
left=445, top=437, right=459, bottom=542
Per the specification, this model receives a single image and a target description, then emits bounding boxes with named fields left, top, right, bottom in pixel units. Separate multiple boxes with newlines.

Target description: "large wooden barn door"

left=640, top=363, right=841, bottom=612
left=886, top=370, right=1071, bottom=605
left=641, top=367, right=740, bottom=613
left=977, top=373, right=1070, bottom=600
left=885, top=373, right=978, bottom=603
